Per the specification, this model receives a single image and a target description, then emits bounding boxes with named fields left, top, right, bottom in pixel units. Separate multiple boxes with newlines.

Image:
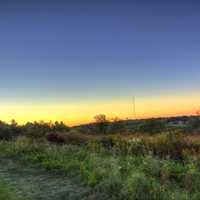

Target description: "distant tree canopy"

left=93, top=115, right=126, bottom=134
left=0, top=120, right=21, bottom=140
left=22, top=121, right=70, bottom=139
left=0, top=120, right=70, bottom=140
left=53, top=121, right=70, bottom=132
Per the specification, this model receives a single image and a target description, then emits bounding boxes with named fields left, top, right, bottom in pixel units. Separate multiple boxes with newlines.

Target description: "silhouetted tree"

left=22, top=121, right=52, bottom=139
left=53, top=121, right=69, bottom=132
left=94, top=114, right=109, bottom=134
left=0, top=120, right=16, bottom=140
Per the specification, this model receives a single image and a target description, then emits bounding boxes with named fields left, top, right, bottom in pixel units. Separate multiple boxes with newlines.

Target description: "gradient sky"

left=0, top=1, right=200, bottom=125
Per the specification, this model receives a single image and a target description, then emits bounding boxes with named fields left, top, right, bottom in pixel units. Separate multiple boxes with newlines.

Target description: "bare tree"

left=94, top=114, right=109, bottom=134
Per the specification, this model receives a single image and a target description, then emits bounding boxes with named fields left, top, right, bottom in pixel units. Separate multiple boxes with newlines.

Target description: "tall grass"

left=1, top=136, right=200, bottom=200
left=0, top=180, right=26, bottom=200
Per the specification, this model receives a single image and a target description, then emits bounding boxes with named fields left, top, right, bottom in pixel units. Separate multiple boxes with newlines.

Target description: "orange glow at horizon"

left=0, top=94, right=199, bottom=126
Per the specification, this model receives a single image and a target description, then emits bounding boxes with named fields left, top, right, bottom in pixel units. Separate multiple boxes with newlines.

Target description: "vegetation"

left=185, top=117, right=200, bottom=133
left=1, top=116, right=200, bottom=199
left=0, top=180, right=26, bottom=200
left=0, top=135, right=200, bottom=200
left=94, top=114, right=109, bottom=134
left=137, top=118, right=167, bottom=134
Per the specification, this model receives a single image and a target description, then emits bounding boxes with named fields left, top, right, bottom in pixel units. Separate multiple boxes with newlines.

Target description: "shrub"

left=109, top=136, right=149, bottom=156
left=94, top=114, right=109, bottom=134
left=160, top=160, right=187, bottom=185
left=47, top=132, right=89, bottom=145
left=47, top=132, right=65, bottom=144
left=52, top=121, right=70, bottom=132
left=142, top=155, right=162, bottom=177
left=63, top=132, right=89, bottom=145
left=99, top=135, right=115, bottom=149
left=122, top=171, right=160, bottom=200
left=22, top=121, right=51, bottom=139
left=137, top=118, right=166, bottom=134
left=185, top=118, right=200, bottom=133
left=183, top=163, right=200, bottom=192
left=22, top=121, right=69, bottom=139
left=108, top=118, right=126, bottom=134
left=149, top=132, right=189, bottom=160
left=96, top=168, right=123, bottom=199
left=0, top=120, right=20, bottom=140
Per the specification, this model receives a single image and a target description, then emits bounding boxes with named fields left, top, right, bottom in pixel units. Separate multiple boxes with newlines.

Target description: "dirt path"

left=0, top=157, right=105, bottom=200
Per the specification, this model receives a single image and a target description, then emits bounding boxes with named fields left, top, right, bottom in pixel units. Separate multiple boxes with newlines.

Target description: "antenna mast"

left=133, top=96, right=136, bottom=120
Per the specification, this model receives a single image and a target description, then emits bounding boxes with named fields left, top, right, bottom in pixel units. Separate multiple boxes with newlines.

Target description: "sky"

left=0, top=1, right=200, bottom=125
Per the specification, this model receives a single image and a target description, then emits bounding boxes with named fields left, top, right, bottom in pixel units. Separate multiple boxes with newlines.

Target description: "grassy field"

left=0, top=179, right=26, bottom=200
left=0, top=118, right=200, bottom=199
left=1, top=132, right=200, bottom=200
left=0, top=157, right=103, bottom=200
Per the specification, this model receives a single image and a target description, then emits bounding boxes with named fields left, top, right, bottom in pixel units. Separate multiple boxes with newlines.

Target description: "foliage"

left=22, top=121, right=51, bottom=139
left=94, top=114, right=109, bottom=134
left=185, top=117, right=200, bottom=133
left=22, top=121, right=69, bottom=139
left=0, top=120, right=21, bottom=140
left=47, top=131, right=89, bottom=145
left=2, top=117, right=200, bottom=199
left=99, top=135, right=116, bottom=149
left=52, top=121, right=70, bottom=132
left=47, top=132, right=66, bottom=144
left=137, top=118, right=166, bottom=134
left=1, top=136, right=200, bottom=200
left=0, top=180, right=26, bottom=200
left=88, top=131, right=200, bottom=161
left=108, top=118, right=126, bottom=134
left=148, top=132, right=190, bottom=160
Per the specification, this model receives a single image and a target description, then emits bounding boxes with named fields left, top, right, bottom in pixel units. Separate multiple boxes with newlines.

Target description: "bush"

left=99, top=135, right=115, bottom=149
left=63, top=132, right=89, bottom=145
left=0, top=120, right=21, bottom=140
left=52, top=121, right=70, bottom=132
left=22, top=121, right=69, bottom=140
left=148, top=132, right=188, bottom=160
left=137, top=118, right=166, bottom=134
left=185, top=118, right=200, bottom=133
left=47, top=132, right=89, bottom=145
left=142, top=155, right=162, bottom=177
left=160, top=160, right=187, bottom=185
left=47, top=132, right=65, bottom=144
left=97, top=131, right=199, bottom=160
left=94, top=114, right=109, bottom=134
left=22, top=121, right=51, bottom=139
left=108, top=118, right=126, bottom=134
left=96, top=168, right=123, bottom=199
left=183, top=163, right=200, bottom=192
left=122, top=171, right=160, bottom=200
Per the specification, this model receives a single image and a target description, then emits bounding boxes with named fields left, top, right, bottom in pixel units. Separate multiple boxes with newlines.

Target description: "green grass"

left=0, top=180, right=26, bottom=200
left=1, top=136, right=200, bottom=200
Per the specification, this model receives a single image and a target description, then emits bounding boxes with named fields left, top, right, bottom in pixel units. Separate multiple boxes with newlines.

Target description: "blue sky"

left=0, top=1, right=200, bottom=123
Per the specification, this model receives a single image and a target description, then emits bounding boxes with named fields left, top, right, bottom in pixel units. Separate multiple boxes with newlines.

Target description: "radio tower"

left=133, top=96, right=136, bottom=120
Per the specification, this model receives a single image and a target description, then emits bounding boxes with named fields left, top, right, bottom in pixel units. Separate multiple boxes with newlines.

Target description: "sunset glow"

left=0, top=93, right=199, bottom=126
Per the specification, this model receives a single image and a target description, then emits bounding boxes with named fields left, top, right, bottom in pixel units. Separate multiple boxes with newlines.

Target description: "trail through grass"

left=0, top=157, right=104, bottom=200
